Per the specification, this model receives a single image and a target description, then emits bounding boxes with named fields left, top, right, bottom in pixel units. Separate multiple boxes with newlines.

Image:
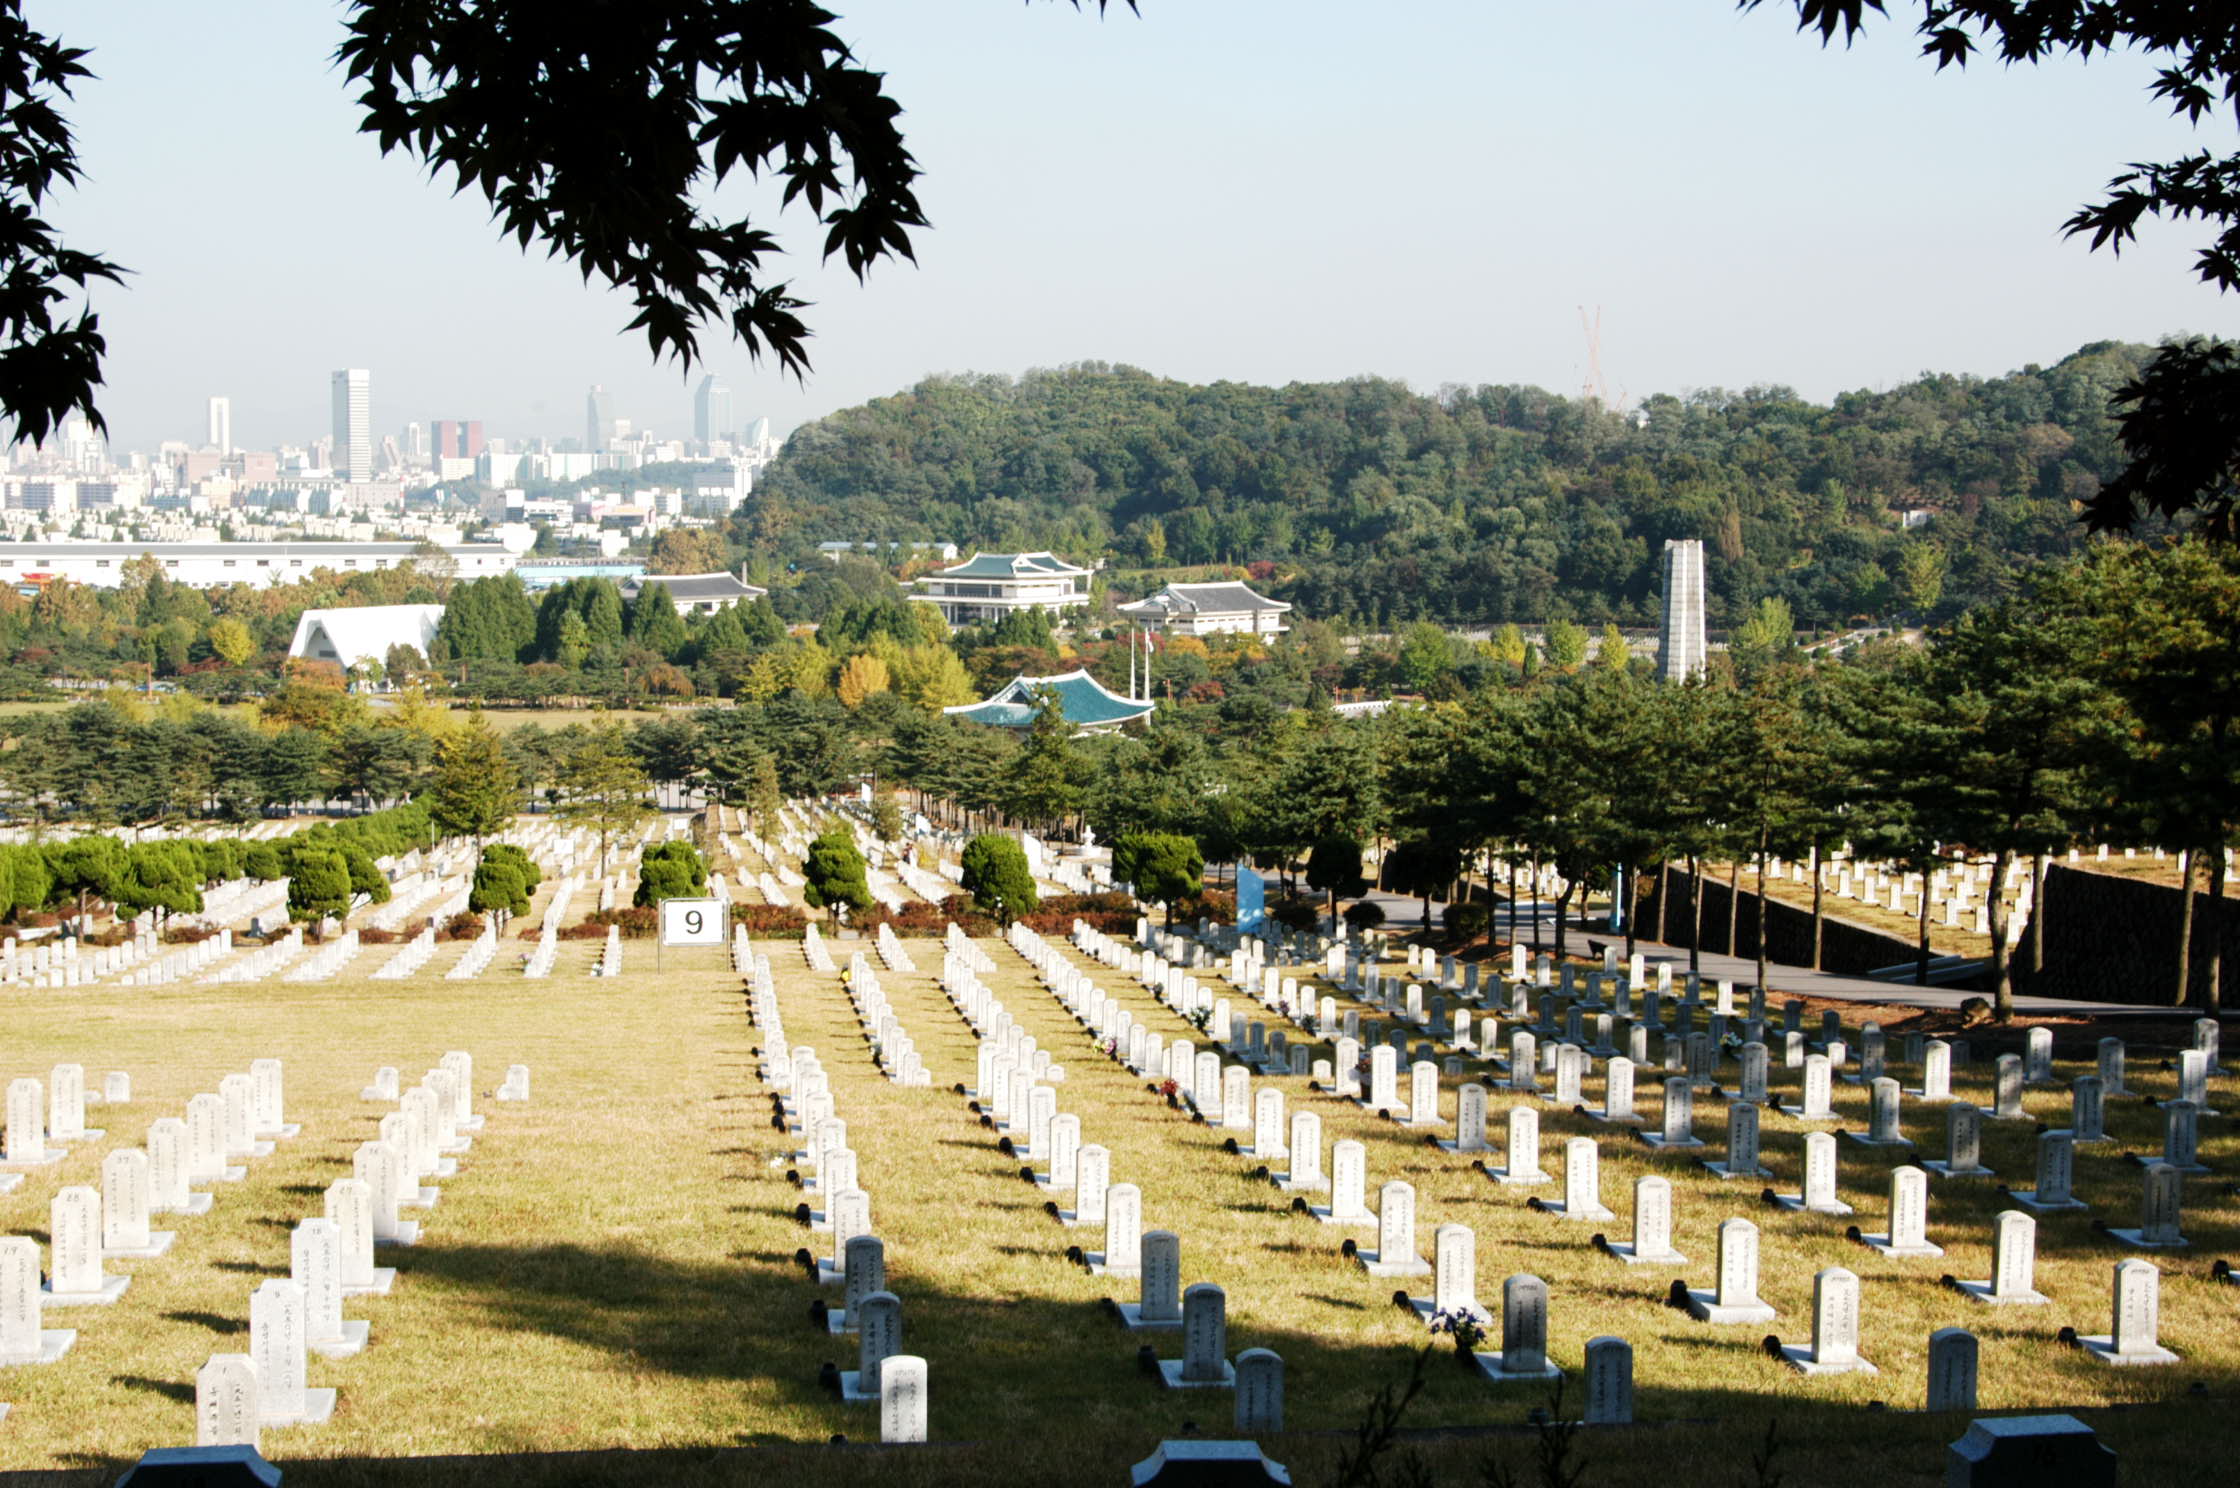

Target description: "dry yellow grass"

left=0, top=931, right=2232, bottom=1486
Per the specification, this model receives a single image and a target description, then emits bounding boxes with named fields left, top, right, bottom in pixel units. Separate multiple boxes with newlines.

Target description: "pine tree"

left=427, top=713, right=519, bottom=842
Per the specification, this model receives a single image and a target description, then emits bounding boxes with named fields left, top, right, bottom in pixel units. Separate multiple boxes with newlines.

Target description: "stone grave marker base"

left=1861, top=1234, right=1944, bottom=1259
left=1115, top=1303, right=1183, bottom=1332
left=1473, top=1352, right=1561, bottom=1383
left=342, top=1268, right=397, bottom=1297
left=1684, top=1290, right=1776, bottom=1325
left=1156, top=1359, right=1237, bottom=1390
left=41, top=1276, right=130, bottom=1308
left=0, top=1329, right=75, bottom=1366
left=2007, top=1191, right=2088, bottom=1215
left=1921, top=1161, right=1995, bottom=1180
left=376, top=1222, right=422, bottom=1248
left=1701, top=1161, right=1771, bottom=1181
left=1606, top=1242, right=1687, bottom=1266
left=1355, top=1249, right=1432, bottom=1279
left=308, top=1320, right=371, bottom=1360
left=1780, top=1344, right=1876, bottom=1377
left=2106, top=1229, right=2187, bottom=1250
left=259, top=1388, right=337, bottom=1427
left=104, top=1231, right=176, bottom=1260
left=2079, top=1333, right=2179, bottom=1366
left=1956, top=1280, right=2047, bottom=1306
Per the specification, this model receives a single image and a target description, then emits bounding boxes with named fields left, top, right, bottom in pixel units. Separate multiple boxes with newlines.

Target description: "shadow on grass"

left=161, top=1309, right=247, bottom=1334
left=109, top=1374, right=195, bottom=1403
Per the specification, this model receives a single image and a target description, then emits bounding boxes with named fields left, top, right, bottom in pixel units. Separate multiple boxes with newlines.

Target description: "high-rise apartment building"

left=429, top=420, right=486, bottom=461
left=693, top=374, right=733, bottom=448
left=331, top=369, right=372, bottom=482
left=403, top=421, right=427, bottom=461
left=586, top=384, right=614, bottom=452
left=1657, top=538, right=1707, bottom=683
left=207, top=396, right=232, bottom=455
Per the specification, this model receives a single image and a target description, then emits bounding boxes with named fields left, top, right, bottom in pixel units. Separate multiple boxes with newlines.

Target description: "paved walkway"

left=1356, top=887, right=2161, bottom=1019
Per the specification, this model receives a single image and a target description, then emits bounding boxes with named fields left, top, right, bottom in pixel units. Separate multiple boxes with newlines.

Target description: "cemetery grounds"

left=1, top=850, right=2235, bottom=1486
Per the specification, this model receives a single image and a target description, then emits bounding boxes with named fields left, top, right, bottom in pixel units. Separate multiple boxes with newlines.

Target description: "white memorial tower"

left=1658, top=538, right=1707, bottom=682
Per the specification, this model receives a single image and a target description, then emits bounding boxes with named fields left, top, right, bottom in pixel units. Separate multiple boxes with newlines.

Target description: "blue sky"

left=32, top=0, right=2239, bottom=455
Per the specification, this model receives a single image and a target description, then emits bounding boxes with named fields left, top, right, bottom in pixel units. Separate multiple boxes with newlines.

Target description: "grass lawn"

left=0, top=932, right=2232, bottom=1486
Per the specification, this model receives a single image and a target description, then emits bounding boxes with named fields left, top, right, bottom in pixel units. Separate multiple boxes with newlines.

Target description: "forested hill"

left=743, top=342, right=2152, bottom=629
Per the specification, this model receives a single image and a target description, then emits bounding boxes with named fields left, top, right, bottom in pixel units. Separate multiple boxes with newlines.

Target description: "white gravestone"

left=1549, top=1137, right=1614, bottom=1221
left=1092, top=1182, right=1143, bottom=1277
left=1315, top=1141, right=1375, bottom=1225
left=1490, top=1106, right=1551, bottom=1186
left=833, top=1234, right=885, bottom=1334
left=1121, top=1230, right=1184, bottom=1331
left=2011, top=1131, right=2087, bottom=1213
left=0, top=1235, right=74, bottom=1365
left=2108, top=1162, right=2188, bottom=1250
left=1957, top=1210, right=2048, bottom=1306
left=196, top=1354, right=261, bottom=1450
left=1360, top=1180, right=1430, bottom=1277
left=1234, top=1348, right=1284, bottom=1434
left=148, top=1117, right=211, bottom=1216
left=1276, top=1111, right=1326, bottom=1193
left=1862, top=1165, right=1943, bottom=1259
left=1703, top=1101, right=1770, bottom=1180
left=1583, top=1336, right=1633, bottom=1424
left=1591, top=1057, right=1638, bottom=1126
left=3, top=1077, right=59, bottom=1168
left=1780, top=1266, right=1876, bottom=1376
left=251, top=1278, right=336, bottom=1425
left=328, top=1179, right=395, bottom=1297
left=878, top=1353, right=928, bottom=1442
left=1066, top=1144, right=1110, bottom=1228
left=1921, top=1103, right=1993, bottom=1180
left=1925, top=1327, right=1978, bottom=1412
left=1609, top=1175, right=1686, bottom=1266
left=294, top=1219, right=369, bottom=1359
left=1476, top=1273, right=1561, bottom=1381
left=42, top=1186, right=129, bottom=1306
left=1416, top=1222, right=1490, bottom=1323
left=101, top=1149, right=173, bottom=1259
left=840, top=1290, right=900, bottom=1401
left=1772, top=1131, right=1853, bottom=1216
left=1159, top=1283, right=1236, bottom=1389
left=1686, top=1218, right=1777, bottom=1324
left=2080, top=1259, right=2180, bottom=1366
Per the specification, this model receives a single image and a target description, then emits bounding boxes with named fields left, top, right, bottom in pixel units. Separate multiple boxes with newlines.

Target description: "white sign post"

left=659, top=899, right=723, bottom=971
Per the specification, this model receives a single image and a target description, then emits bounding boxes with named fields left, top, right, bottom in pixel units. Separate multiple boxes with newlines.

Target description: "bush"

left=1018, top=892, right=1129, bottom=937
left=437, top=912, right=486, bottom=942
left=572, top=905, right=659, bottom=939
left=1443, top=900, right=1491, bottom=942
left=729, top=902, right=812, bottom=938
left=1269, top=895, right=1320, bottom=933
left=1343, top=899, right=1387, bottom=932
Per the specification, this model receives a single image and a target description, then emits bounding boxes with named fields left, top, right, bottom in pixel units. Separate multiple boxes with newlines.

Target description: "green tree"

left=870, top=790, right=905, bottom=845
left=469, top=855, right=528, bottom=926
left=961, top=832, right=1039, bottom=928
left=426, top=713, right=519, bottom=842
left=207, top=616, right=255, bottom=668
left=556, top=727, right=655, bottom=875
left=1001, top=689, right=1082, bottom=832
left=633, top=840, right=709, bottom=907
left=1110, top=831, right=1203, bottom=924
left=1304, top=837, right=1366, bottom=930
left=1398, top=620, right=1452, bottom=695
left=1543, top=619, right=1588, bottom=673
left=801, top=824, right=872, bottom=925
left=286, top=847, right=353, bottom=925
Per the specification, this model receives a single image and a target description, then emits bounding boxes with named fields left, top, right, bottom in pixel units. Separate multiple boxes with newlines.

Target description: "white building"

left=287, top=604, right=446, bottom=673
left=331, top=369, right=372, bottom=484
left=0, top=540, right=518, bottom=590
left=909, top=551, right=1090, bottom=627
left=626, top=568, right=767, bottom=615
left=1117, top=579, right=1292, bottom=637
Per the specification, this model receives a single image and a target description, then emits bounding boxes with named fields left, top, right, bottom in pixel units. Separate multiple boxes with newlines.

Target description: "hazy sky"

left=33, top=0, right=2240, bottom=455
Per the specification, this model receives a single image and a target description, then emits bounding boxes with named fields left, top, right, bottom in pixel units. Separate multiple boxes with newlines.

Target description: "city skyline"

left=26, top=0, right=2240, bottom=459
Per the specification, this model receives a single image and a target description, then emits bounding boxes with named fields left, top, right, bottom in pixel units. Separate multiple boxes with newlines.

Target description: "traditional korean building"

left=1117, top=579, right=1291, bottom=637
left=909, top=551, right=1091, bottom=627
left=944, top=669, right=1153, bottom=735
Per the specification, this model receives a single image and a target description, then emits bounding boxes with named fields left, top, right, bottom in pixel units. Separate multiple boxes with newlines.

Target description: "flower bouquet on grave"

left=1428, top=1307, right=1486, bottom=1359
left=1160, top=1078, right=1182, bottom=1109
left=1186, top=1007, right=1211, bottom=1032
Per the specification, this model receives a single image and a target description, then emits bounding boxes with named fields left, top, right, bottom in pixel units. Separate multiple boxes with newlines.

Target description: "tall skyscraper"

left=207, top=396, right=232, bottom=455
left=586, top=384, right=614, bottom=452
left=404, top=421, right=427, bottom=461
left=693, top=374, right=733, bottom=447
left=331, top=369, right=372, bottom=482
left=1658, top=538, right=1708, bottom=683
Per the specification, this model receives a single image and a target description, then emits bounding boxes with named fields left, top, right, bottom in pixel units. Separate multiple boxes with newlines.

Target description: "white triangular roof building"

left=286, top=604, right=446, bottom=672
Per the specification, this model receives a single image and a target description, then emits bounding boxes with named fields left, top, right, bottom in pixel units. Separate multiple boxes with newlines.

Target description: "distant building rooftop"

left=945, top=668, right=1152, bottom=734
left=934, top=551, right=1089, bottom=580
